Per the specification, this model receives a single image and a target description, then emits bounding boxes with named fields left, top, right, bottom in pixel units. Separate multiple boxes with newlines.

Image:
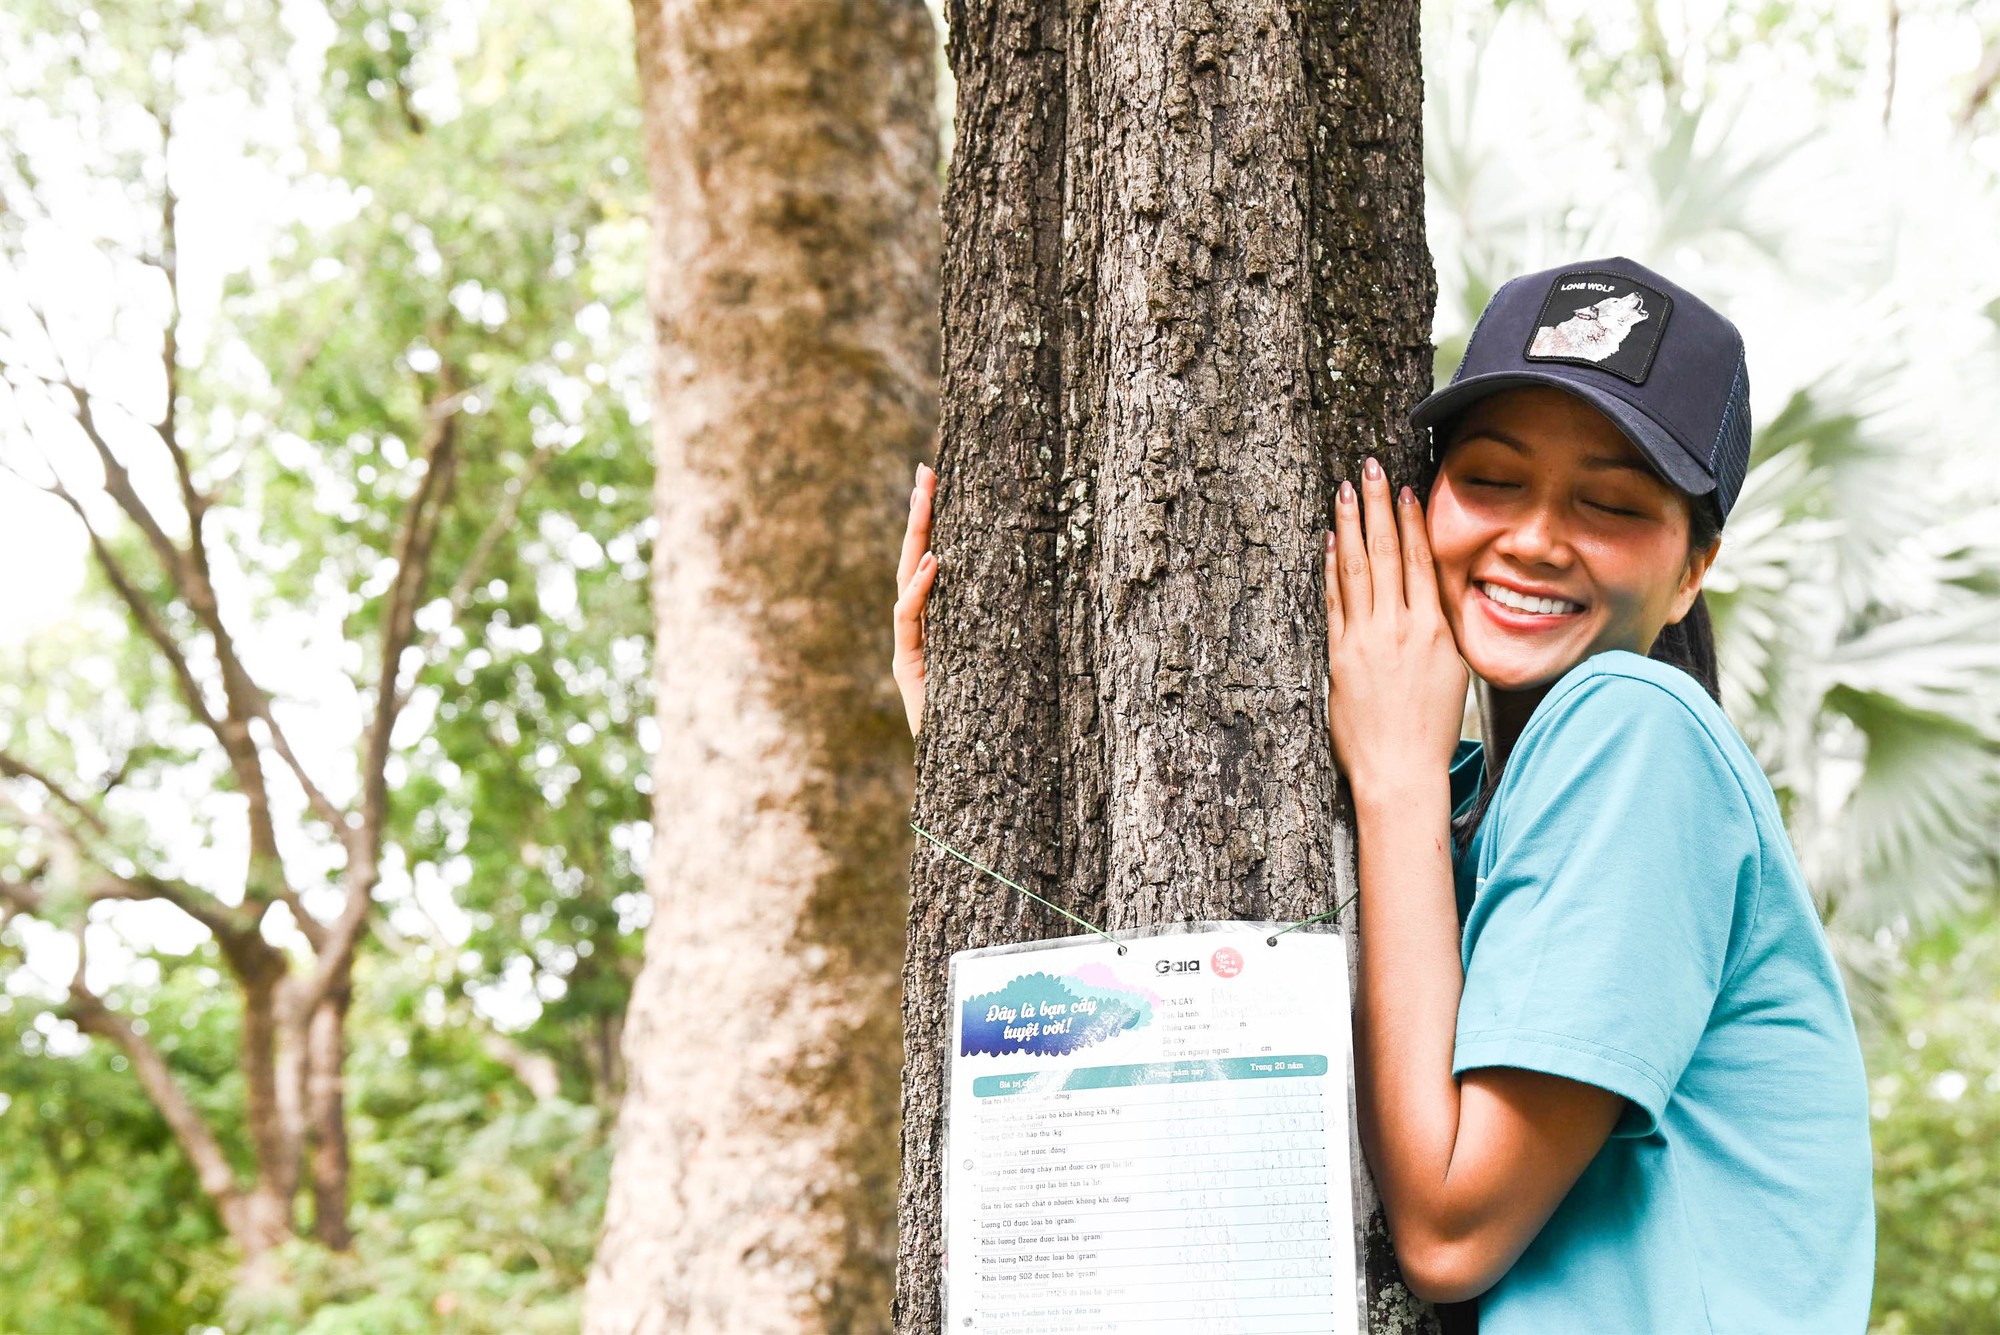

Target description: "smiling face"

left=1424, top=385, right=1720, bottom=692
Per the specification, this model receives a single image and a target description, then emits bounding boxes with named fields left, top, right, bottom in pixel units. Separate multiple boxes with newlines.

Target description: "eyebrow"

left=1461, top=426, right=1658, bottom=478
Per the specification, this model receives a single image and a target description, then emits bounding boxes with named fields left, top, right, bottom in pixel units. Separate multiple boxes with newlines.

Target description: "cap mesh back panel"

left=1709, top=354, right=1752, bottom=517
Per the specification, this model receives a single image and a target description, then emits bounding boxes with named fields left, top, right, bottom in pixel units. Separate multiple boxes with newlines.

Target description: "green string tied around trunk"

left=908, top=821, right=1356, bottom=952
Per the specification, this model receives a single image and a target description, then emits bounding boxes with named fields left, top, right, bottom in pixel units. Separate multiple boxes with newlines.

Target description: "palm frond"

left=1813, top=692, right=2000, bottom=932
left=1639, top=102, right=1812, bottom=262
left=1821, top=604, right=2000, bottom=742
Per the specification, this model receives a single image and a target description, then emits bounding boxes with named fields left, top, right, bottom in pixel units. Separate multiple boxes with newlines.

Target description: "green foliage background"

left=1868, top=913, right=2000, bottom=1328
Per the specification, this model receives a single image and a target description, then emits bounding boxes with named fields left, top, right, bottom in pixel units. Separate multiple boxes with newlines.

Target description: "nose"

left=1491, top=496, right=1572, bottom=570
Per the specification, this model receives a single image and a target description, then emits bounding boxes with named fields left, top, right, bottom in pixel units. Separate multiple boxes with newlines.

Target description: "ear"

left=1666, top=536, right=1722, bottom=625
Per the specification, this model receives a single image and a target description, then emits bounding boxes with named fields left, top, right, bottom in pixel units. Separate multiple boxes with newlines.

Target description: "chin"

left=1449, top=584, right=1606, bottom=692
left=1465, top=649, right=1572, bottom=692
left=1453, top=622, right=1593, bottom=693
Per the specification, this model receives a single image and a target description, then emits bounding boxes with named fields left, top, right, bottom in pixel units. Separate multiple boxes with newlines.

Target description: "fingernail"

left=1364, top=456, right=1382, bottom=480
left=1339, top=479, right=1354, bottom=503
left=1400, top=485, right=1414, bottom=504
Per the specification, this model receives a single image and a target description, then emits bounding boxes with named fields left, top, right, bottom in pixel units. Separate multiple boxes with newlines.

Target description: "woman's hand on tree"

left=893, top=462, right=938, bottom=738
left=1324, top=456, right=1468, bottom=798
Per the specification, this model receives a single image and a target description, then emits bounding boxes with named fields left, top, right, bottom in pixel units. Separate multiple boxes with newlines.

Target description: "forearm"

left=1349, top=767, right=1630, bottom=1302
left=1351, top=769, right=1469, bottom=1242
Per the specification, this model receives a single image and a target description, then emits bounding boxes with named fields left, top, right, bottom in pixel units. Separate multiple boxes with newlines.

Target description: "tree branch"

left=294, top=375, right=463, bottom=1019
left=146, top=96, right=208, bottom=556
left=0, top=761, right=281, bottom=970
left=1963, top=42, right=2000, bottom=130
left=0, top=753, right=279, bottom=964
left=1885, top=1, right=1901, bottom=128
left=2, top=873, right=255, bottom=1245
left=56, top=375, right=187, bottom=582
left=16, top=256, right=409, bottom=867
left=0, top=874, right=44, bottom=916
left=480, top=1027, right=562, bottom=1102
left=84, top=870, right=262, bottom=950
left=65, top=977, right=250, bottom=1238
left=58, top=502, right=329, bottom=940
left=0, top=750, right=110, bottom=838
left=13, top=297, right=344, bottom=868
left=96, top=748, right=140, bottom=799
left=0, top=527, right=324, bottom=950
left=27, top=480, right=297, bottom=864
left=3, top=313, right=275, bottom=838
left=40, top=480, right=221, bottom=730
left=361, top=374, right=461, bottom=838
left=437, top=438, right=559, bottom=631
left=249, top=705, right=353, bottom=846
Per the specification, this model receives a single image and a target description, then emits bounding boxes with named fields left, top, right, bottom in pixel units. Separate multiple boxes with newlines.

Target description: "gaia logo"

left=959, top=971, right=1154, bottom=1058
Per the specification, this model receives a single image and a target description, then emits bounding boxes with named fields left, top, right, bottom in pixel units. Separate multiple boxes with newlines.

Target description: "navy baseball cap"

left=1409, top=256, right=1752, bottom=519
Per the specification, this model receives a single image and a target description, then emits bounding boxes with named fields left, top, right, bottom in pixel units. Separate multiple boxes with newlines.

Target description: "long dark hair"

left=1445, top=479, right=1725, bottom=863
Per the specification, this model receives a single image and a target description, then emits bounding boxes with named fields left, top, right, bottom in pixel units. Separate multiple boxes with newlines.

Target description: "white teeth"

left=1479, top=581, right=1581, bottom=616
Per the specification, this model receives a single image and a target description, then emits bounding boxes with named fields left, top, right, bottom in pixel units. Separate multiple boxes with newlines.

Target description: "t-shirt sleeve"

left=1453, top=672, right=1758, bottom=1138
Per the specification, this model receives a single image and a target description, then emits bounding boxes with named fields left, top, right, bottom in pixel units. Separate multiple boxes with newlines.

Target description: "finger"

left=895, top=463, right=936, bottom=592
left=1360, top=456, right=1404, bottom=613
left=1333, top=476, right=1372, bottom=617
left=893, top=551, right=936, bottom=663
left=1322, top=529, right=1343, bottom=640
left=1395, top=484, right=1441, bottom=616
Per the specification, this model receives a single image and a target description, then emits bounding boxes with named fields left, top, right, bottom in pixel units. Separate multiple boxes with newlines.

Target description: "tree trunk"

left=897, top=0, right=1438, bottom=1329
left=306, top=983, right=354, bottom=1250
left=583, top=0, right=940, bottom=1329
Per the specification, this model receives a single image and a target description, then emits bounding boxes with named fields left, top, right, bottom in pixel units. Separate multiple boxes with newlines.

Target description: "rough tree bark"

left=897, top=0, right=1439, bottom=1330
left=582, top=0, right=940, bottom=1329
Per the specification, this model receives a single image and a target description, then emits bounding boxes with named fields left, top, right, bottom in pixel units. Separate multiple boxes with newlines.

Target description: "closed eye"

left=1466, top=476, right=1518, bottom=490
left=1589, top=501, right=1643, bottom=518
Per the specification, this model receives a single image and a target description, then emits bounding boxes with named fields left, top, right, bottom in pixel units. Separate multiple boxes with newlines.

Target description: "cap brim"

left=1409, top=371, right=1717, bottom=497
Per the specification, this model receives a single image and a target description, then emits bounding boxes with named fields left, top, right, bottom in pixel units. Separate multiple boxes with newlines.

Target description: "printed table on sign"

left=942, top=926, right=1359, bottom=1335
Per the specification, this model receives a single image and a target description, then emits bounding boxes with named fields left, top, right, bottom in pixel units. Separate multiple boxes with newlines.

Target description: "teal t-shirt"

left=1445, top=649, right=1875, bottom=1333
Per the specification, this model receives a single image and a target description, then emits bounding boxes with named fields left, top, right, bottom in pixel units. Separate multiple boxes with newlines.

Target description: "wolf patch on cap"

left=1523, top=270, right=1674, bottom=385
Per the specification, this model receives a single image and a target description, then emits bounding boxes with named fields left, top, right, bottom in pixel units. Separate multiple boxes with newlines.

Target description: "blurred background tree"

left=1, top=0, right=648, bottom=1326
left=0, top=0, right=1994, bottom=1330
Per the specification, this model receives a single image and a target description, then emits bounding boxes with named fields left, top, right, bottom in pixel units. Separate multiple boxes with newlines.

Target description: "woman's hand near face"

left=1325, top=456, right=1469, bottom=797
left=892, top=462, right=939, bottom=738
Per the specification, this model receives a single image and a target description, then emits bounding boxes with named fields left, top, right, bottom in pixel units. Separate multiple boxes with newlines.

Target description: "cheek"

left=1574, top=534, right=1687, bottom=615
left=1423, top=485, right=1479, bottom=585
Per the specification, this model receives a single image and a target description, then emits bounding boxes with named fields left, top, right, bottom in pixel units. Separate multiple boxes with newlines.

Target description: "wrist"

left=1347, top=765, right=1451, bottom=818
